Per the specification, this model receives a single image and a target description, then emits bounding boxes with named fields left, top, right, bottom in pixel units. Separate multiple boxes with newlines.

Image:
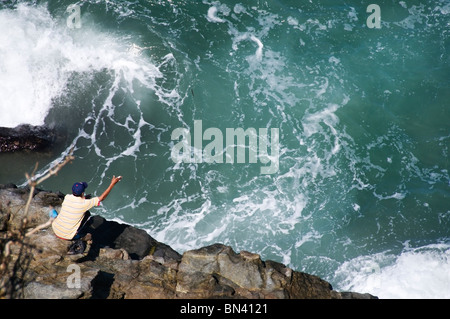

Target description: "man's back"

left=52, top=194, right=100, bottom=240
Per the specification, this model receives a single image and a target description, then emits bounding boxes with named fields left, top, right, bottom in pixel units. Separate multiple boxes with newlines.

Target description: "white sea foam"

left=373, top=191, right=407, bottom=201
left=0, top=4, right=65, bottom=127
left=0, top=3, right=164, bottom=129
left=8, top=3, right=183, bottom=190
left=334, top=243, right=450, bottom=298
left=207, top=5, right=227, bottom=23
left=250, top=35, right=263, bottom=61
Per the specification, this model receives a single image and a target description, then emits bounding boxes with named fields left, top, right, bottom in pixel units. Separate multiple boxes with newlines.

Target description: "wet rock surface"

left=0, top=124, right=57, bottom=152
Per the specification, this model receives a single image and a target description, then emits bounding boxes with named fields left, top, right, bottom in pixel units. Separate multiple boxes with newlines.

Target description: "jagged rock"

left=176, top=244, right=275, bottom=298
left=0, top=184, right=377, bottom=299
left=0, top=185, right=64, bottom=231
left=0, top=124, right=56, bottom=153
left=175, top=243, right=345, bottom=299
left=23, top=267, right=100, bottom=299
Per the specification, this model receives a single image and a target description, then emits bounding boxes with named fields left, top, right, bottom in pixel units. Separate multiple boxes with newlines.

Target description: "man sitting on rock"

left=51, top=175, right=122, bottom=254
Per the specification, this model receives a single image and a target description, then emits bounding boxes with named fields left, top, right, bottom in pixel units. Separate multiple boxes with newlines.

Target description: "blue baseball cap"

left=72, top=182, right=88, bottom=196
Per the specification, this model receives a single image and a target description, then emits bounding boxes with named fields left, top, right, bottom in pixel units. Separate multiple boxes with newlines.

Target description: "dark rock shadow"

left=76, top=215, right=181, bottom=263
left=90, top=271, right=115, bottom=299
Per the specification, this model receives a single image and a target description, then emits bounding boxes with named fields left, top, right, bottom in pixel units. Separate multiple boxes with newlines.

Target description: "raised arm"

left=98, top=175, right=122, bottom=202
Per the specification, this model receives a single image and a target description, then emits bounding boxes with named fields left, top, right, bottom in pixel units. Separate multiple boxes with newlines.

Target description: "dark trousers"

left=72, top=211, right=92, bottom=240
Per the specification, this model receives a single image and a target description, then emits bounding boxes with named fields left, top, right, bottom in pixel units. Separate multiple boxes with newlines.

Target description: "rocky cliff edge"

left=0, top=184, right=377, bottom=299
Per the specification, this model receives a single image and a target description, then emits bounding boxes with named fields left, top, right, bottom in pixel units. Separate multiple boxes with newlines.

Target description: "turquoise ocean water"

left=0, top=0, right=449, bottom=298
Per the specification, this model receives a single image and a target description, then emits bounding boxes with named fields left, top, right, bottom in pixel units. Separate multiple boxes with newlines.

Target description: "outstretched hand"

left=111, top=175, right=122, bottom=185
left=99, top=176, right=122, bottom=202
